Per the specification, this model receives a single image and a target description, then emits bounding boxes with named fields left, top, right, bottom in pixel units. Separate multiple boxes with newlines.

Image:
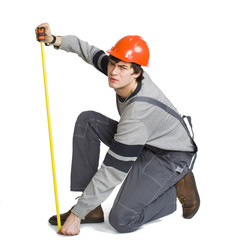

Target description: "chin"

left=108, top=81, right=117, bottom=89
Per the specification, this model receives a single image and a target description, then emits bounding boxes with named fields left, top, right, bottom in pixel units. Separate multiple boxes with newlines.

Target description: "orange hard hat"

left=107, top=35, right=150, bottom=67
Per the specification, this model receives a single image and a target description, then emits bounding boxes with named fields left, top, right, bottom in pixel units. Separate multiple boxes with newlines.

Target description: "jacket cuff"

left=71, top=203, right=88, bottom=220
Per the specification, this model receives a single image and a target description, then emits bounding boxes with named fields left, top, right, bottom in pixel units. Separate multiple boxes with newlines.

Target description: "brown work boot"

left=176, top=171, right=200, bottom=219
left=48, top=205, right=104, bottom=225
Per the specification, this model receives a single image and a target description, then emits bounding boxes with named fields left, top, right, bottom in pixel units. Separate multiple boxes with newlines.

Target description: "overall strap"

left=128, top=96, right=198, bottom=169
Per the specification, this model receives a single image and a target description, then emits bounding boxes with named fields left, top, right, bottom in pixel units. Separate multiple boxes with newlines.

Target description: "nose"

left=110, top=65, right=119, bottom=75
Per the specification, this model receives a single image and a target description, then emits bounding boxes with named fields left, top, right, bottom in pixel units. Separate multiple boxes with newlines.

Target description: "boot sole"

left=48, top=216, right=104, bottom=225
left=81, top=217, right=104, bottom=224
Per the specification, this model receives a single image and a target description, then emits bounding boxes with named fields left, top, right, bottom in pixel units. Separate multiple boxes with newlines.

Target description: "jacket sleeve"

left=57, top=35, right=108, bottom=75
left=71, top=117, right=148, bottom=219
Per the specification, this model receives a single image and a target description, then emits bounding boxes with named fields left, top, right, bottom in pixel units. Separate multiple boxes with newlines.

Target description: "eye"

left=109, top=60, right=115, bottom=66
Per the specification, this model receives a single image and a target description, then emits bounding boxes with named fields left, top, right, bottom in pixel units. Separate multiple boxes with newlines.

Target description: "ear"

left=133, top=70, right=142, bottom=79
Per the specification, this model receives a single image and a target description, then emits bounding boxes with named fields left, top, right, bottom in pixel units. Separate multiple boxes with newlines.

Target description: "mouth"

left=109, top=77, right=119, bottom=82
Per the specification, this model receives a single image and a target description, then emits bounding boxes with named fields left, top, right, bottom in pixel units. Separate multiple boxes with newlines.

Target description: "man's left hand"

left=58, top=212, right=81, bottom=236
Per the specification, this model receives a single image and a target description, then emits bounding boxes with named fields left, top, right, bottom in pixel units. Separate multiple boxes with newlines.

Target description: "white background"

left=0, top=0, right=235, bottom=239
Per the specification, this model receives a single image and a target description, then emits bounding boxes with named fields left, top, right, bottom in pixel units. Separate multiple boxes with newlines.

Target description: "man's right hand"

left=35, top=23, right=53, bottom=44
left=35, top=23, right=62, bottom=47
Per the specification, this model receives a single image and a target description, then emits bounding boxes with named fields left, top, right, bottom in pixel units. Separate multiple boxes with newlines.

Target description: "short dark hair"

left=108, top=55, right=144, bottom=82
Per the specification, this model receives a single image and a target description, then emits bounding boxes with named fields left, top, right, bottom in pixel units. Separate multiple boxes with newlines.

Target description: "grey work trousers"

left=71, top=111, right=194, bottom=233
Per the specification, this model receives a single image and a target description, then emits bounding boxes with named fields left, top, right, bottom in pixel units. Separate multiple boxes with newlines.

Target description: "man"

left=36, top=23, right=200, bottom=236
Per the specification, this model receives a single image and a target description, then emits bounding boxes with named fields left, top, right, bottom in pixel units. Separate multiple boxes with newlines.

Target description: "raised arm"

left=35, top=23, right=108, bottom=75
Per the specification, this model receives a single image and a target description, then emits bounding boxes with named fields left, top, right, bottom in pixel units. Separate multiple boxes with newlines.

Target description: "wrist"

left=54, top=36, right=63, bottom=48
left=71, top=213, right=82, bottom=222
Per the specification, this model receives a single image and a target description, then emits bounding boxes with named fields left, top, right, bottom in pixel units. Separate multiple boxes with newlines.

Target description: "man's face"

left=107, top=59, right=140, bottom=92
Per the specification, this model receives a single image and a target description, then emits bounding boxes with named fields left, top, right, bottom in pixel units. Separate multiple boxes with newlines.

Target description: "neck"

left=115, top=81, right=138, bottom=99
